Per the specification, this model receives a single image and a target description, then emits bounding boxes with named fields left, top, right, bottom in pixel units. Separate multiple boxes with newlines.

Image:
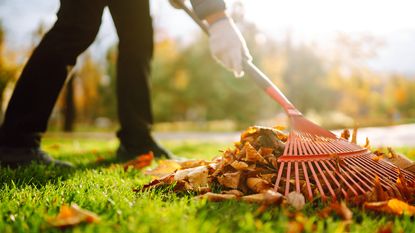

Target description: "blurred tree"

left=282, top=44, right=333, bottom=113
left=75, top=53, right=103, bottom=123
left=62, top=69, right=76, bottom=132
left=0, top=22, right=19, bottom=121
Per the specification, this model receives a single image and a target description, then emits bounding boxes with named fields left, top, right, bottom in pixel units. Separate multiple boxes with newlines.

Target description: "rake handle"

left=174, top=0, right=301, bottom=116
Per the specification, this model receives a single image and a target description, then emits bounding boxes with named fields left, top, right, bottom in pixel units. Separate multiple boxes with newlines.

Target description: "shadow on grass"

left=0, top=148, right=123, bottom=189
left=0, top=163, right=76, bottom=188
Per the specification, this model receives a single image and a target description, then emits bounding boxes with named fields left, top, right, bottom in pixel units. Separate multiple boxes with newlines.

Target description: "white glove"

left=208, top=17, right=252, bottom=78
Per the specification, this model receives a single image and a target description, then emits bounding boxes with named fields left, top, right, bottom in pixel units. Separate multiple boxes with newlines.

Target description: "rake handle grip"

left=174, top=0, right=301, bottom=116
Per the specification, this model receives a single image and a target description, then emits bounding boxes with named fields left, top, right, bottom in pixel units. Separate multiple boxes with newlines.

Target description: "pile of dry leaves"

left=138, top=126, right=415, bottom=216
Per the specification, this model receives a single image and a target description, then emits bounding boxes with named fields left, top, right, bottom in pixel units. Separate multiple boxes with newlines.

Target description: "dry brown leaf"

left=243, top=142, right=266, bottom=163
left=173, top=166, right=209, bottom=188
left=241, top=193, right=266, bottom=203
left=240, top=190, right=284, bottom=205
left=187, top=166, right=209, bottom=188
left=364, top=198, right=415, bottom=216
left=364, top=137, right=370, bottom=149
left=217, top=172, right=241, bottom=189
left=287, top=192, right=305, bottom=211
left=136, top=174, right=175, bottom=191
left=395, top=169, right=414, bottom=201
left=246, top=177, right=272, bottom=193
left=287, top=221, right=305, bottom=233
left=47, top=204, right=99, bottom=228
left=377, top=222, right=393, bottom=233
left=230, top=160, right=249, bottom=171
left=386, top=147, right=396, bottom=159
left=144, top=160, right=181, bottom=178
left=240, top=127, right=259, bottom=142
left=351, top=125, right=358, bottom=144
left=123, top=152, right=154, bottom=170
left=196, top=192, right=237, bottom=202
left=330, top=153, right=346, bottom=173
left=330, top=202, right=353, bottom=221
left=273, top=125, right=286, bottom=131
left=374, top=175, right=389, bottom=201
left=383, top=149, right=414, bottom=172
left=263, top=189, right=284, bottom=205
left=372, top=155, right=383, bottom=162
left=405, top=164, right=415, bottom=174
left=340, top=129, right=350, bottom=140
left=95, top=156, right=105, bottom=163
left=259, top=147, right=274, bottom=156
left=222, top=189, right=244, bottom=197
left=178, top=159, right=209, bottom=169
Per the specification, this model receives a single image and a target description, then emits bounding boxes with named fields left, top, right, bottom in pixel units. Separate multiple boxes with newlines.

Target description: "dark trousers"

left=0, top=0, right=154, bottom=150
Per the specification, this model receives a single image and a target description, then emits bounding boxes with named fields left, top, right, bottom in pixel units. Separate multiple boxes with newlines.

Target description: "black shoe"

left=116, top=142, right=173, bottom=162
left=0, top=147, right=74, bottom=168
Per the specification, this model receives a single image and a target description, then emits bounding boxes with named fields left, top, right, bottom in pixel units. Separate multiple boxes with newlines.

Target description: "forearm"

left=205, top=11, right=227, bottom=25
left=190, top=0, right=226, bottom=20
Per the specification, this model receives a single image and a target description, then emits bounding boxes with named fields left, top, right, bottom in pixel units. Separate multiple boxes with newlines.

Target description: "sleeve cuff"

left=190, top=0, right=226, bottom=19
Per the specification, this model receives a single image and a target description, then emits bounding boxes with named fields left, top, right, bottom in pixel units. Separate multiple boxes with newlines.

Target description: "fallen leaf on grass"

left=178, top=159, right=210, bottom=169
left=222, top=189, right=244, bottom=197
left=340, top=129, right=350, bottom=140
left=287, top=221, right=305, bottom=233
left=144, top=160, right=181, bottom=178
left=395, top=169, right=414, bottom=202
left=186, top=166, right=209, bottom=188
left=136, top=174, right=175, bottom=191
left=243, top=142, right=266, bottom=163
left=239, top=190, right=284, bottom=205
left=383, top=148, right=414, bottom=172
left=95, top=156, right=105, bottom=163
left=364, top=137, right=370, bottom=149
left=123, top=152, right=154, bottom=170
left=351, top=125, right=358, bottom=144
left=372, top=155, right=383, bottom=162
left=246, top=177, right=272, bottom=193
left=173, top=166, right=209, bottom=188
left=230, top=160, right=249, bottom=170
left=319, top=202, right=352, bottom=221
left=286, top=192, right=305, bottom=211
left=377, top=222, right=393, bottom=233
left=217, top=172, right=241, bottom=189
left=366, top=176, right=389, bottom=202
left=196, top=192, right=237, bottom=202
left=364, top=198, right=415, bottom=216
left=47, top=204, right=99, bottom=228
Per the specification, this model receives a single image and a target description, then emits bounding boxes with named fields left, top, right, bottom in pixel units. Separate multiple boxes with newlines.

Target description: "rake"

left=173, top=0, right=415, bottom=201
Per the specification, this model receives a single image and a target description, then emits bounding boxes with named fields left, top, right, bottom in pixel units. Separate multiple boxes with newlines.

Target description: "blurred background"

left=0, top=0, right=415, bottom=133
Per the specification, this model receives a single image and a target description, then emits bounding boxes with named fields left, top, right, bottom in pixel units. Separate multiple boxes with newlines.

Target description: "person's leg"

left=0, top=0, right=106, bottom=167
left=108, top=0, right=171, bottom=159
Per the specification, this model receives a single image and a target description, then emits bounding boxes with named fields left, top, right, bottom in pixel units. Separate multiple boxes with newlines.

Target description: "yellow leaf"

left=47, top=204, right=100, bottom=228
left=364, top=199, right=415, bottom=216
left=144, top=160, right=181, bottom=178
left=123, top=152, right=153, bottom=170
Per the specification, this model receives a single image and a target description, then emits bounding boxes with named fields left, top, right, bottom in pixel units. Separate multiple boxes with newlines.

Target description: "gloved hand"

left=208, top=16, right=252, bottom=78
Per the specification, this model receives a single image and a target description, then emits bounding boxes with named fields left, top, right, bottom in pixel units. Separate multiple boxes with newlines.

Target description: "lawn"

left=0, top=136, right=414, bottom=233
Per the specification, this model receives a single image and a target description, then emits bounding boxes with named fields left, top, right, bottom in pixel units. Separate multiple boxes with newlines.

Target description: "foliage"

left=2, top=12, right=415, bottom=129
left=0, top=22, right=19, bottom=118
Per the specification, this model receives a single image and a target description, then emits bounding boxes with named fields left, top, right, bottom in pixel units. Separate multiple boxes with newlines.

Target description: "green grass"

left=1, top=137, right=414, bottom=233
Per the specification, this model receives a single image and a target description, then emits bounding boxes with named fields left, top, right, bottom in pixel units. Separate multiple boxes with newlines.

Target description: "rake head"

left=274, top=115, right=415, bottom=202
